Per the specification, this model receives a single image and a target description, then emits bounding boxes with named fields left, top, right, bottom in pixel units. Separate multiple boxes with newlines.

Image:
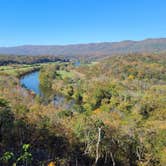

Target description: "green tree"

left=17, top=144, right=33, bottom=166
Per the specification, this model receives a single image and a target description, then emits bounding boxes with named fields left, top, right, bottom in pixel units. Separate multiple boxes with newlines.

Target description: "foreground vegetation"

left=0, top=53, right=166, bottom=165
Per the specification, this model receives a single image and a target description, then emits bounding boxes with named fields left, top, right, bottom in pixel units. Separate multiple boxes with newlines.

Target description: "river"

left=20, top=71, right=40, bottom=95
left=20, top=70, right=75, bottom=110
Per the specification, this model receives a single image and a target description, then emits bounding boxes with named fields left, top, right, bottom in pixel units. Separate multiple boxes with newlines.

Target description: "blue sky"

left=0, top=0, right=165, bottom=46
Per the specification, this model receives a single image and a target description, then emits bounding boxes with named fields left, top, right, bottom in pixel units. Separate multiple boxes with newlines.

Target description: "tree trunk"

left=95, top=127, right=101, bottom=165
left=110, top=152, right=115, bottom=166
left=76, top=157, right=78, bottom=166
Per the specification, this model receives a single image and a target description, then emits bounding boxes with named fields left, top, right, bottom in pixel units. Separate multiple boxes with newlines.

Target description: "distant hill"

left=0, top=38, right=166, bottom=58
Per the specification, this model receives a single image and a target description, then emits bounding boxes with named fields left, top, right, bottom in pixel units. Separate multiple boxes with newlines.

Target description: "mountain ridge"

left=0, top=38, right=166, bottom=57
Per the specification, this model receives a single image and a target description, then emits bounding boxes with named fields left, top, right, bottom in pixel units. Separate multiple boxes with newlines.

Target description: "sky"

left=0, top=0, right=165, bottom=46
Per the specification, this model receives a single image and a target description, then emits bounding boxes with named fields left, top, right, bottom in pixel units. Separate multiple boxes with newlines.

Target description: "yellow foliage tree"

left=48, top=161, right=56, bottom=166
left=128, top=74, right=135, bottom=80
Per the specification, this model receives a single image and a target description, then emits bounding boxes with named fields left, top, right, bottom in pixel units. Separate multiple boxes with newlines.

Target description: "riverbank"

left=0, top=64, right=40, bottom=78
left=20, top=69, right=76, bottom=110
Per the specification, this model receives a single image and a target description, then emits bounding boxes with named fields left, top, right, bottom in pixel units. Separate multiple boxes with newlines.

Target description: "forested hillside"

left=0, top=53, right=165, bottom=166
left=0, top=38, right=166, bottom=58
left=0, top=55, right=64, bottom=65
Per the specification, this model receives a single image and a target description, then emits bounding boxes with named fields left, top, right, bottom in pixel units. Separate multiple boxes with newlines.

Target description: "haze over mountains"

left=0, top=38, right=166, bottom=58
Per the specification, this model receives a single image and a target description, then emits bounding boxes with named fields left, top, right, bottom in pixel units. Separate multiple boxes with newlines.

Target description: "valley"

left=0, top=53, right=165, bottom=165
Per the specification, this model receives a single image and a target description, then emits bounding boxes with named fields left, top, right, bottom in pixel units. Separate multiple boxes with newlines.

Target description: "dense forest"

left=0, top=55, right=65, bottom=65
left=0, top=53, right=165, bottom=166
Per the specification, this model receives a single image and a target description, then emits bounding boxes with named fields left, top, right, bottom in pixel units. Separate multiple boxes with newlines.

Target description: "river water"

left=20, top=71, right=40, bottom=94
left=20, top=70, right=75, bottom=110
left=20, top=61, right=81, bottom=95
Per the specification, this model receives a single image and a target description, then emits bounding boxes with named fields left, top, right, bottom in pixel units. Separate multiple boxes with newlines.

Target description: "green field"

left=57, top=70, right=74, bottom=79
left=0, top=64, right=40, bottom=77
